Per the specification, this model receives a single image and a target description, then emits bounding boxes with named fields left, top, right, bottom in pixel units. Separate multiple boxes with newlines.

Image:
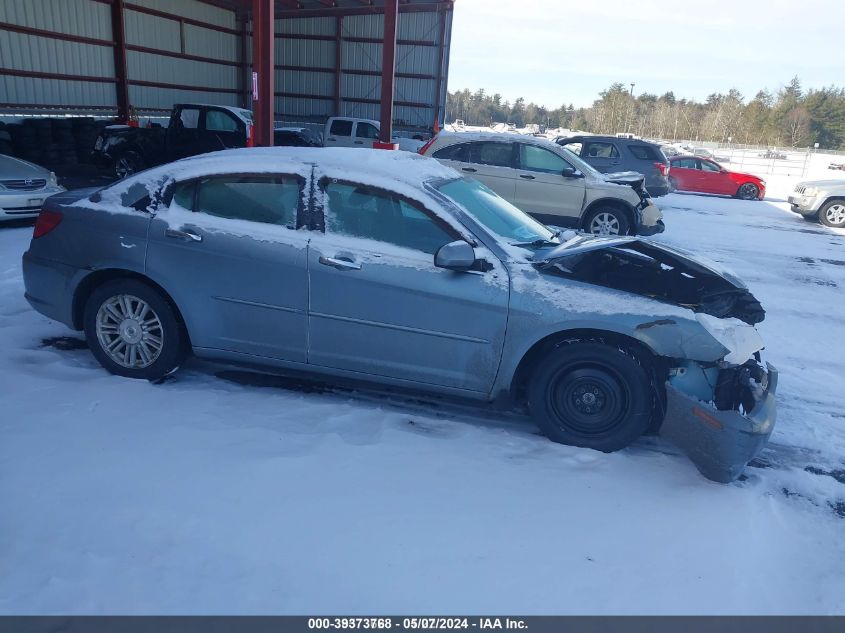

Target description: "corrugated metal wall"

left=1, top=0, right=453, bottom=133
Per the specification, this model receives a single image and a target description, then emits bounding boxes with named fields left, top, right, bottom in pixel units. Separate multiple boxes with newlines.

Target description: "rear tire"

left=583, top=205, right=631, bottom=236
left=83, top=279, right=187, bottom=380
left=527, top=342, right=653, bottom=452
left=114, top=151, right=145, bottom=179
left=818, top=200, right=845, bottom=228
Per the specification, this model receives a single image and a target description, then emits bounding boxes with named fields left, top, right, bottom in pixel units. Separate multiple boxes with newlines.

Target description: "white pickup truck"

left=323, top=117, right=425, bottom=152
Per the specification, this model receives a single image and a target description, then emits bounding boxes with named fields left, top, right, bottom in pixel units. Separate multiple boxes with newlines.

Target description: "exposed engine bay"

left=536, top=235, right=765, bottom=325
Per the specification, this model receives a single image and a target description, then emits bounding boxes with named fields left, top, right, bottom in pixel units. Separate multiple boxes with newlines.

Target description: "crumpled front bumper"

left=660, top=363, right=778, bottom=483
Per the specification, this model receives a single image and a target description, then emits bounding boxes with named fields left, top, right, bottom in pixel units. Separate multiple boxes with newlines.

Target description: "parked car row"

left=21, top=147, right=777, bottom=482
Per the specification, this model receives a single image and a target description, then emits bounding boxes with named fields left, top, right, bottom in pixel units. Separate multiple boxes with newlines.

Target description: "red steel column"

left=375, top=0, right=398, bottom=149
left=252, top=0, right=274, bottom=146
left=110, top=0, right=130, bottom=123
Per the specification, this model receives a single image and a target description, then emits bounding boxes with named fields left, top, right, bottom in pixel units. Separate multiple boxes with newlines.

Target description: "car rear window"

left=467, top=142, right=513, bottom=167
left=628, top=144, right=661, bottom=161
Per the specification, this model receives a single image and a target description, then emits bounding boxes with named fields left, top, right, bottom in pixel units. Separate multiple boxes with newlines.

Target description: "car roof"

left=106, top=147, right=460, bottom=194
left=559, top=135, right=660, bottom=147
left=434, top=130, right=559, bottom=148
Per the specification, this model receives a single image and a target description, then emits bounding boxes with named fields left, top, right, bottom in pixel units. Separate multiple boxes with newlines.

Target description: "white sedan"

left=0, top=153, right=65, bottom=221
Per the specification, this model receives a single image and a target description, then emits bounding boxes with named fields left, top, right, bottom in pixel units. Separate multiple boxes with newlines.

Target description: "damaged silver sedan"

left=21, top=148, right=776, bottom=482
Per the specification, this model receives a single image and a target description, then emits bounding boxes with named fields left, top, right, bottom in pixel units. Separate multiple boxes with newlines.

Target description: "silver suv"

left=788, top=179, right=845, bottom=228
left=421, top=131, right=664, bottom=236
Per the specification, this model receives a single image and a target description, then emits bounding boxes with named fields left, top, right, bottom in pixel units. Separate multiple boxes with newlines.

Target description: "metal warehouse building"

left=0, top=0, right=455, bottom=146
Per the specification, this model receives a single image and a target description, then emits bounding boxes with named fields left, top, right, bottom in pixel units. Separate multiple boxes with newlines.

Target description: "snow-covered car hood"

left=602, top=171, right=645, bottom=187
left=533, top=234, right=765, bottom=325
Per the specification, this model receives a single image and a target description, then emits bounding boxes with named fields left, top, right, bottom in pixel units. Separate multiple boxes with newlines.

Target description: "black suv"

left=555, top=135, right=670, bottom=197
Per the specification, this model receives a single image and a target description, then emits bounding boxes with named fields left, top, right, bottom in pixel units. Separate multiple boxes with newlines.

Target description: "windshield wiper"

left=509, top=238, right=560, bottom=248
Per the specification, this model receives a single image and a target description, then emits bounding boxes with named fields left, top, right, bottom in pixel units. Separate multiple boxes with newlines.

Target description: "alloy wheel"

left=589, top=212, right=621, bottom=235
left=95, top=294, right=164, bottom=369
left=738, top=183, right=759, bottom=200
left=824, top=203, right=845, bottom=226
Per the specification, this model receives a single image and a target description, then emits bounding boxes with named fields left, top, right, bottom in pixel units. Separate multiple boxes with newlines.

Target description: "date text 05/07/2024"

left=307, top=618, right=529, bottom=630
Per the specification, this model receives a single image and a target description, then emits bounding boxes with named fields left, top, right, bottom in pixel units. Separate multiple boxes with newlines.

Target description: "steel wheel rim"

left=589, top=212, right=621, bottom=235
left=96, top=294, right=164, bottom=369
left=825, top=204, right=845, bottom=226
left=547, top=365, right=629, bottom=436
left=739, top=183, right=758, bottom=200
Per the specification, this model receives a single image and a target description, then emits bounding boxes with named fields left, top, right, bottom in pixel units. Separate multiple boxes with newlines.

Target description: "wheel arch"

left=508, top=327, right=665, bottom=403
left=72, top=268, right=191, bottom=346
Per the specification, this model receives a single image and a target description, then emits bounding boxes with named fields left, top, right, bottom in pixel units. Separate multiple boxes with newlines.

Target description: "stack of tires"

left=3, top=117, right=107, bottom=166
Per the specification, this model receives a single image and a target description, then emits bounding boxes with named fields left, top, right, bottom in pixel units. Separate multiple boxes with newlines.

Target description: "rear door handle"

left=354, top=140, right=364, bottom=145
left=319, top=256, right=362, bottom=271
left=462, top=167, right=477, bottom=173
left=165, top=228, right=202, bottom=242
left=519, top=174, right=535, bottom=180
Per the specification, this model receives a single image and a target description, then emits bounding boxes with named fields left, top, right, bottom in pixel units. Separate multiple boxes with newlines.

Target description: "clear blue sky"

left=448, top=0, right=845, bottom=108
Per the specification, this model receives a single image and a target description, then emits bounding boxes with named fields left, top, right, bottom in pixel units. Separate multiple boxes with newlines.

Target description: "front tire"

left=818, top=200, right=845, bottom=228
left=736, top=182, right=760, bottom=200
left=583, top=206, right=631, bottom=236
left=83, top=279, right=187, bottom=380
left=527, top=342, right=654, bottom=452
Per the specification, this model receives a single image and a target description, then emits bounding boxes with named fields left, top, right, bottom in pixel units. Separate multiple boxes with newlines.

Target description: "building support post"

left=334, top=15, right=343, bottom=116
left=252, top=0, right=274, bottom=146
left=375, top=0, right=398, bottom=149
left=110, top=0, right=130, bottom=123
left=432, top=8, right=447, bottom=133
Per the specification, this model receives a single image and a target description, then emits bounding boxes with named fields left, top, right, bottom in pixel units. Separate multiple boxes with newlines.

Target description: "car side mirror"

left=561, top=167, right=580, bottom=178
left=434, top=240, right=476, bottom=270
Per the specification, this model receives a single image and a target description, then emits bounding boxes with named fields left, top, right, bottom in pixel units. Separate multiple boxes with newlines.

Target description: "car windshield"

left=558, top=146, right=603, bottom=177
left=435, top=178, right=556, bottom=247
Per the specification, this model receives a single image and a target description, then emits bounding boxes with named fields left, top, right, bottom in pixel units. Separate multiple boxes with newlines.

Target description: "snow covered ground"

left=1, top=171, right=844, bottom=615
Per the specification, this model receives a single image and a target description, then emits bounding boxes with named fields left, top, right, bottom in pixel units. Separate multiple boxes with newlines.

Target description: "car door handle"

left=354, top=140, right=364, bottom=145
left=319, top=256, right=362, bottom=271
left=165, top=228, right=202, bottom=242
left=519, top=174, right=535, bottom=180
left=462, top=167, right=477, bottom=173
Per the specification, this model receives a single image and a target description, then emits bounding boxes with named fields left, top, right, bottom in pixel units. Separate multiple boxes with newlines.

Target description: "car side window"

left=700, top=160, right=721, bottom=172
left=322, top=180, right=457, bottom=255
left=675, top=157, right=698, bottom=169
left=432, top=143, right=468, bottom=161
left=467, top=142, right=514, bottom=168
left=584, top=142, right=619, bottom=159
left=560, top=142, right=583, bottom=156
left=189, top=175, right=301, bottom=227
left=329, top=119, right=353, bottom=136
left=628, top=144, right=659, bottom=160
left=519, top=144, right=571, bottom=174
left=355, top=122, right=379, bottom=139
left=205, top=110, right=239, bottom=132
left=178, top=108, right=200, bottom=129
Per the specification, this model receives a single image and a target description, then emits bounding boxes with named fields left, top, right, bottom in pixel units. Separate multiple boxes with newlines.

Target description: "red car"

left=668, top=156, right=765, bottom=200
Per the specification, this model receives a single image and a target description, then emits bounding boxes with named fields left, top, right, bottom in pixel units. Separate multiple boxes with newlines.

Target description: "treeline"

left=446, top=77, right=845, bottom=150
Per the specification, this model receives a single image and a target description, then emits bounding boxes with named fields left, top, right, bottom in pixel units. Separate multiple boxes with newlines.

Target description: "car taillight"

left=33, top=210, right=63, bottom=238
left=418, top=135, right=438, bottom=155
left=655, top=162, right=669, bottom=176
left=246, top=124, right=255, bottom=148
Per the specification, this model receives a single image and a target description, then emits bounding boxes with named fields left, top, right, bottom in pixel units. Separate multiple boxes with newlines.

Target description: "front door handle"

left=519, top=174, right=535, bottom=180
left=165, top=228, right=202, bottom=242
left=462, top=167, right=477, bottom=173
left=319, top=256, right=362, bottom=271
left=354, top=140, right=364, bottom=145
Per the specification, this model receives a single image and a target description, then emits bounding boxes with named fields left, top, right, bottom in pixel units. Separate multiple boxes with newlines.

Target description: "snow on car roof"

left=435, top=130, right=559, bottom=147
left=87, top=147, right=462, bottom=212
